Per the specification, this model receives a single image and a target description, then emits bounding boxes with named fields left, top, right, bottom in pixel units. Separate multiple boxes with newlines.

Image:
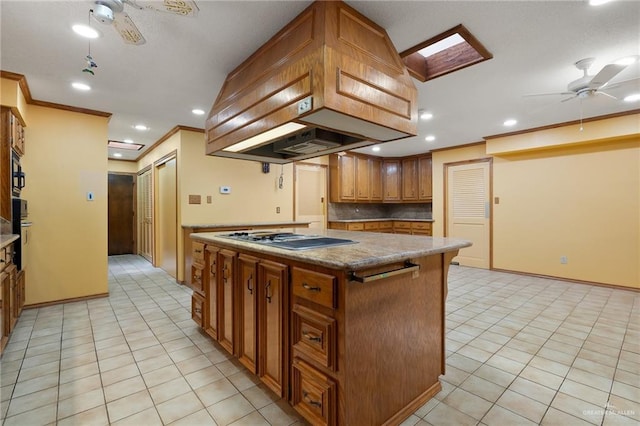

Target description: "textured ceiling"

left=1, top=0, right=639, bottom=161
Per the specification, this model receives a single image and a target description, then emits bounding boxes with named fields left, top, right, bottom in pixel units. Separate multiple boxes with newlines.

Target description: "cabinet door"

left=1, top=108, right=11, bottom=220
left=383, top=160, right=401, bottom=201
left=205, top=246, right=219, bottom=340
left=1, top=271, right=8, bottom=339
left=339, top=154, right=356, bottom=201
left=218, top=249, right=237, bottom=355
left=369, top=158, right=383, bottom=201
left=355, top=156, right=370, bottom=200
left=238, top=254, right=258, bottom=373
left=402, top=158, right=418, bottom=200
left=7, top=264, right=17, bottom=332
left=258, top=260, right=288, bottom=397
left=418, top=155, right=433, bottom=200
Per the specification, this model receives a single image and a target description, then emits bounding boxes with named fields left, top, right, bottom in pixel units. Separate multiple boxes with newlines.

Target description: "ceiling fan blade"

left=113, top=12, right=146, bottom=45
left=588, top=64, right=626, bottom=89
left=596, top=91, right=618, bottom=101
left=561, top=94, right=577, bottom=102
left=602, top=77, right=640, bottom=91
left=135, top=0, right=199, bottom=17
left=523, top=91, right=575, bottom=98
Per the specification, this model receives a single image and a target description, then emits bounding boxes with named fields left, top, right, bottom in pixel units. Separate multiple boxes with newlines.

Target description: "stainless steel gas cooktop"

left=220, top=232, right=357, bottom=251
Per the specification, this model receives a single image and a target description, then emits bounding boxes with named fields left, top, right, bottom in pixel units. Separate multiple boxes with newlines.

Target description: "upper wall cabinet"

left=331, top=153, right=432, bottom=203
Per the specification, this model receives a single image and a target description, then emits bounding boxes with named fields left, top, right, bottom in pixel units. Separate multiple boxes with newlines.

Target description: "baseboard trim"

left=24, top=293, right=110, bottom=309
left=491, top=268, right=639, bottom=292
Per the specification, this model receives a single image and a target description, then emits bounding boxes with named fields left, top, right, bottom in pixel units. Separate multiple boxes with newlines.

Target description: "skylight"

left=417, top=33, right=465, bottom=58
left=108, top=140, right=144, bottom=150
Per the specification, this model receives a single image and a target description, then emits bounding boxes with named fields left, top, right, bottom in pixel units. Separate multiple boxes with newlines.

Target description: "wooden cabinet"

left=401, top=158, right=418, bottom=200
left=1, top=108, right=12, bottom=220
left=329, top=154, right=356, bottom=202
left=238, top=254, right=258, bottom=373
left=411, top=222, right=432, bottom=235
left=383, top=160, right=401, bottom=201
left=205, top=246, right=219, bottom=340
left=393, top=221, right=412, bottom=234
left=355, top=156, right=370, bottom=201
left=10, top=112, right=25, bottom=156
left=191, top=242, right=207, bottom=328
left=258, top=260, right=288, bottom=397
left=418, top=155, right=433, bottom=200
left=218, top=249, right=237, bottom=354
left=369, top=157, right=383, bottom=201
left=0, top=242, right=23, bottom=355
left=291, top=358, right=337, bottom=426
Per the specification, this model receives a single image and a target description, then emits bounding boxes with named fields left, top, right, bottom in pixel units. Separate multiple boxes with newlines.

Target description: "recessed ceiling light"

left=134, top=124, right=148, bottom=131
left=420, top=111, right=434, bottom=120
left=113, top=153, right=123, bottom=158
left=425, top=135, right=436, bottom=142
left=72, top=24, right=101, bottom=39
left=71, top=82, right=91, bottom=91
left=624, top=93, right=640, bottom=102
left=123, top=139, right=134, bottom=143
left=615, top=56, right=639, bottom=66
left=503, top=119, right=517, bottom=127
left=192, top=109, right=205, bottom=115
left=589, top=0, right=612, bottom=6
left=372, top=146, right=381, bottom=152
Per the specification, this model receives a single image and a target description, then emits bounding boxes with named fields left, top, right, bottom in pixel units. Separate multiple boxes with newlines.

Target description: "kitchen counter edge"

left=0, top=234, right=19, bottom=249
left=190, top=229, right=470, bottom=271
left=182, top=221, right=310, bottom=229
left=329, top=218, right=434, bottom=223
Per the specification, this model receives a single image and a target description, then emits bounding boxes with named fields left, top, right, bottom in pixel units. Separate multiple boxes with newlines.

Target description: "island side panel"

left=342, top=254, right=445, bottom=425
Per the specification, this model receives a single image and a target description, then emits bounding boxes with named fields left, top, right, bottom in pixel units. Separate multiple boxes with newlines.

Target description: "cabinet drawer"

left=378, top=221, right=393, bottom=230
left=363, top=222, right=379, bottom=231
left=292, top=359, right=336, bottom=426
left=293, top=304, right=336, bottom=370
left=292, top=268, right=336, bottom=309
left=191, top=292, right=205, bottom=328
left=412, top=222, right=432, bottom=231
left=346, top=223, right=364, bottom=231
left=393, top=221, right=411, bottom=229
left=191, top=265, right=204, bottom=294
left=192, top=242, right=205, bottom=263
left=0, top=248, right=5, bottom=272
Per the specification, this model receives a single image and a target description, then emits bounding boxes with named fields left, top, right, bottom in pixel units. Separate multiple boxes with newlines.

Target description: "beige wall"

left=21, top=105, right=109, bottom=304
left=108, top=159, right=137, bottom=174
left=433, top=117, right=640, bottom=289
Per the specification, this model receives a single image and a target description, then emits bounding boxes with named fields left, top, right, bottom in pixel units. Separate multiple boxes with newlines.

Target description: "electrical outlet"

left=276, top=207, right=280, bottom=214
left=560, top=256, right=568, bottom=264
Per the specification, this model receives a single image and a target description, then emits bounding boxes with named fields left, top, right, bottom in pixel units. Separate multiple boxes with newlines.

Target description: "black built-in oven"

left=11, top=151, right=25, bottom=197
left=12, top=199, right=28, bottom=271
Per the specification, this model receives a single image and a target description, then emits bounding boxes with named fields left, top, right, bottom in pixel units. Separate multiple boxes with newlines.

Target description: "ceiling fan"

left=526, top=57, right=635, bottom=102
left=91, top=0, right=199, bottom=45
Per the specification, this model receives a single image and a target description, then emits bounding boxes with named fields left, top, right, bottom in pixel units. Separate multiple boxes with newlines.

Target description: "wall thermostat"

left=219, top=186, right=231, bottom=194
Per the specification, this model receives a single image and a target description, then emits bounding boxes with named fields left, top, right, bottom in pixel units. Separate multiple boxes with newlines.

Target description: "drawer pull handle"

left=223, top=264, right=230, bottom=282
left=303, top=391, right=322, bottom=408
left=194, top=249, right=202, bottom=254
left=350, top=261, right=420, bottom=283
left=265, top=281, right=272, bottom=303
left=302, top=283, right=321, bottom=292
left=302, top=332, right=322, bottom=343
left=247, top=274, right=253, bottom=295
left=194, top=308, right=201, bottom=314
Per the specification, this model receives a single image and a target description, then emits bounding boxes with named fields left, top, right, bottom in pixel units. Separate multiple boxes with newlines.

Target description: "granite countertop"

left=329, top=218, right=434, bottom=223
left=191, top=228, right=469, bottom=271
left=0, top=234, right=19, bottom=250
left=183, top=221, right=310, bottom=229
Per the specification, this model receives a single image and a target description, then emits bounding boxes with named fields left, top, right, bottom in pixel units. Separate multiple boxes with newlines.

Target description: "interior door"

left=137, top=169, right=153, bottom=262
left=156, top=157, right=177, bottom=277
left=295, top=164, right=326, bottom=229
left=108, top=173, right=135, bottom=255
left=445, top=160, right=491, bottom=269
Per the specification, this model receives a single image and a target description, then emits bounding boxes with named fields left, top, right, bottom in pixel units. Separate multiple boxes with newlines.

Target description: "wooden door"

left=0, top=108, right=11, bottom=221
left=355, top=156, right=370, bottom=200
left=370, top=158, right=383, bottom=201
left=218, top=249, right=236, bottom=355
left=108, top=173, right=135, bottom=255
left=339, top=154, right=356, bottom=201
left=402, top=158, right=418, bottom=200
left=259, top=260, right=288, bottom=397
left=418, top=156, right=432, bottom=200
left=383, top=160, right=401, bottom=201
left=137, top=169, right=153, bottom=262
left=205, top=246, right=219, bottom=340
left=156, top=157, right=177, bottom=278
left=238, top=254, right=258, bottom=373
left=295, top=164, right=327, bottom=229
left=446, top=160, right=492, bottom=269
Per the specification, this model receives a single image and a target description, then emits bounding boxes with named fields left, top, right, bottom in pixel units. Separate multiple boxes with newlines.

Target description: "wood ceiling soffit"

left=399, top=24, right=492, bottom=83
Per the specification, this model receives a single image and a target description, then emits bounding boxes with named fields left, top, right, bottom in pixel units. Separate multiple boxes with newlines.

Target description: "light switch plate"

left=219, top=186, right=231, bottom=194
left=87, top=192, right=94, bottom=201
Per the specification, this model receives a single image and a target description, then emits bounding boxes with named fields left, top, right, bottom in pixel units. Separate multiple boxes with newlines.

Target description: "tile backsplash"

left=0, top=216, right=12, bottom=235
left=329, top=203, right=432, bottom=221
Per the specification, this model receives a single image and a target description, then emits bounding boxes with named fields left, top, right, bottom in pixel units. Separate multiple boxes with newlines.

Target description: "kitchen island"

left=190, top=229, right=470, bottom=425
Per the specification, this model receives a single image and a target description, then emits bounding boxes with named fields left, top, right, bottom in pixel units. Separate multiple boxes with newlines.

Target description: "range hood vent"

left=206, top=0, right=417, bottom=164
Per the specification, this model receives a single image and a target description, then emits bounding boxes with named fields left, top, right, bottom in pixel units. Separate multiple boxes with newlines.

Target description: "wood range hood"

left=205, top=0, right=418, bottom=164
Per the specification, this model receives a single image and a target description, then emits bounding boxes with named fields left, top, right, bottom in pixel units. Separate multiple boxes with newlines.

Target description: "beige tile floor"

left=1, top=255, right=638, bottom=425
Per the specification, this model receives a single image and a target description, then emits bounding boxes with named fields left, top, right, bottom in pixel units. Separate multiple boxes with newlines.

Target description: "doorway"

left=155, top=155, right=177, bottom=278
left=294, top=163, right=327, bottom=229
left=108, top=173, right=135, bottom=255
left=445, top=159, right=492, bottom=269
left=137, top=168, right=153, bottom=262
